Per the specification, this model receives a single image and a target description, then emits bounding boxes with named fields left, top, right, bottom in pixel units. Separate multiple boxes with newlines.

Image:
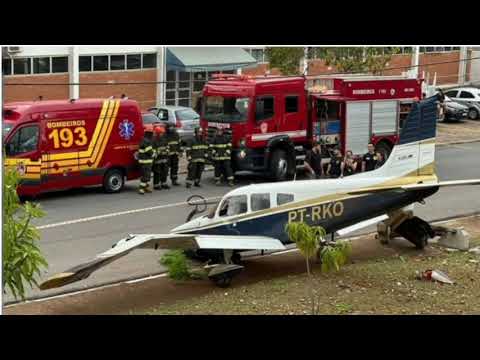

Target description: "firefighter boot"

left=154, top=184, right=162, bottom=190
left=138, top=188, right=145, bottom=195
left=172, top=179, right=180, bottom=186
left=144, top=185, right=152, bottom=193
left=161, top=183, right=170, bottom=190
left=194, top=181, right=201, bottom=187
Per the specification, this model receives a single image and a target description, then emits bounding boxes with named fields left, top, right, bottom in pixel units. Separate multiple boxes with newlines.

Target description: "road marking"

left=37, top=196, right=223, bottom=230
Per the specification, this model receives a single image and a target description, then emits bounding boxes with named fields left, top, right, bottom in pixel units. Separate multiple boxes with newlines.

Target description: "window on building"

left=251, top=193, right=271, bottom=212
left=33, top=57, right=50, bottom=74
left=127, top=54, right=141, bottom=70
left=251, top=49, right=265, bottom=63
left=459, top=91, right=475, bottom=99
left=142, top=53, right=156, bottom=68
left=285, top=96, right=299, bottom=113
left=93, top=55, right=109, bottom=71
left=13, top=58, right=31, bottom=75
left=218, top=195, right=248, bottom=217
left=255, top=96, right=275, bottom=121
left=179, top=71, right=190, bottom=88
left=52, top=57, right=68, bottom=73
left=166, top=70, right=176, bottom=89
left=110, top=55, right=125, bottom=70
left=79, top=56, right=92, bottom=72
left=2, top=58, right=12, bottom=75
left=277, top=193, right=294, bottom=206
left=5, top=125, right=39, bottom=156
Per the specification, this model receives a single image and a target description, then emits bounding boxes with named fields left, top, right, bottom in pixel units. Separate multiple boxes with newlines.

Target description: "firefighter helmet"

left=154, top=125, right=165, bottom=135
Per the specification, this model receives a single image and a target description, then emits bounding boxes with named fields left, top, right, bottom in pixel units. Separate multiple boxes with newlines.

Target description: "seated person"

left=304, top=142, right=323, bottom=179
left=375, top=152, right=386, bottom=169
left=341, top=150, right=357, bottom=177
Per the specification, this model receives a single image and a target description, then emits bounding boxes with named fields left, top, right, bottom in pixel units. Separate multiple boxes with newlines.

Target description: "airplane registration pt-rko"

left=40, top=94, right=480, bottom=290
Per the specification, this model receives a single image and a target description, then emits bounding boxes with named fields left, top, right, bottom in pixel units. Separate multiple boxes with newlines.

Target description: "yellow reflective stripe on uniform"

left=138, top=159, right=153, bottom=164
left=212, top=143, right=229, bottom=148
left=192, top=145, right=209, bottom=150
left=168, top=141, right=179, bottom=145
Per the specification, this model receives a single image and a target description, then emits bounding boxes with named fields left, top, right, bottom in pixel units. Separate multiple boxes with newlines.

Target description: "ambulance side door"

left=42, top=110, right=88, bottom=191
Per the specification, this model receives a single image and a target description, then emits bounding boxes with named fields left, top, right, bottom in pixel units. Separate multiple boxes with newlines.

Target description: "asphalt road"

left=5, top=142, right=480, bottom=303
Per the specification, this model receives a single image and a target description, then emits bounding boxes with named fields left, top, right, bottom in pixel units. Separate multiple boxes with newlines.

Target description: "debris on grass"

left=416, top=269, right=455, bottom=284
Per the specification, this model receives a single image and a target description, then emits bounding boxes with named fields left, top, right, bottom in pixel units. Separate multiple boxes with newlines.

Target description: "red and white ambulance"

left=3, top=98, right=143, bottom=196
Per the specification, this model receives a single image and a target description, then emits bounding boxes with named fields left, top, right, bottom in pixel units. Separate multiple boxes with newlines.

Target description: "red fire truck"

left=201, top=74, right=423, bottom=181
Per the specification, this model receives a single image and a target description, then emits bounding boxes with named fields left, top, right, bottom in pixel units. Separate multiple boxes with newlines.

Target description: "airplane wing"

left=336, top=214, right=389, bottom=236
left=39, top=234, right=285, bottom=290
left=346, top=179, right=480, bottom=195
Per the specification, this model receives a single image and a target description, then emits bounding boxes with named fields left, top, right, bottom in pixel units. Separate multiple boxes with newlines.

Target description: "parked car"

left=141, top=111, right=166, bottom=131
left=443, top=87, right=480, bottom=120
left=148, top=106, right=200, bottom=144
left=442, top=95, right=469, bottom=122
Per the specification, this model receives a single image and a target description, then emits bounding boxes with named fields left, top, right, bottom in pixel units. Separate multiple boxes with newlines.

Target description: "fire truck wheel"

left=103, top=168, right=125, bottom=193
left=270, top=149, right=289, bottom=181
left=375, top=142, right=392, bottom=161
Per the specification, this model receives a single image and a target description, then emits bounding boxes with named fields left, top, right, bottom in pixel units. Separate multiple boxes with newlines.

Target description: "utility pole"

left=69, top=46, right=79, bottom=99
left=410, top=46, right=420, bottom=79
left=156, top=46, right=166, bottom=106
left=303, top=47, right=309, bottom=76
left=458, top=47, right=468, bottom=86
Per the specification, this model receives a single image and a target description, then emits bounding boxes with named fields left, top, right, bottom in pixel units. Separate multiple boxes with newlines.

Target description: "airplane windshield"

left=218, top=195, right=248, bottom=217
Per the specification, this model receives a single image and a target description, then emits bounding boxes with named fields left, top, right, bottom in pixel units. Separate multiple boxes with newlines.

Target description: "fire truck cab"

left=201, top=74, right=423, bottom=181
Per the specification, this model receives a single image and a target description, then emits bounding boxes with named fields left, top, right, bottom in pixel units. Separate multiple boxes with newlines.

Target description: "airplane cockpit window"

left=251, top=193, right=271, bottom=211
left=218, top=195, right=248, bottom=217
left=277, top=193, right=294, bottom=205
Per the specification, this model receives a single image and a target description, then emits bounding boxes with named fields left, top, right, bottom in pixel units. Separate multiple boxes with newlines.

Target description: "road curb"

left=5, top=212, right=479, bottom=308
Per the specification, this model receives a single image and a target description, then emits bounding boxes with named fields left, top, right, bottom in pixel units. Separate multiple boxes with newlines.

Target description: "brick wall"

left=80, top=69, right=157, bottom=110
left=418, top=52, right=460, bottom=85
left=3, top=74, right=69, bottom=102
left=4, top=69, right=157, bottom=110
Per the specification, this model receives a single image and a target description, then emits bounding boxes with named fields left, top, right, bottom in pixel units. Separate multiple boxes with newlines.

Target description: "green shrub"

left=3, top=168, right=47, bottom=299
left=160, top=250, right=191, bottom=281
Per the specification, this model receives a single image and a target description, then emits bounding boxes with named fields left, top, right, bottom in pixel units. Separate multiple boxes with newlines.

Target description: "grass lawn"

left=143, top=235, right=480, bottom=315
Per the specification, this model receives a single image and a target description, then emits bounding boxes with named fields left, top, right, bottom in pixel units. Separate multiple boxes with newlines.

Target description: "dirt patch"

left=4, top=215, right=479, bottom=315
left=437, top=120, right=480, bottom=145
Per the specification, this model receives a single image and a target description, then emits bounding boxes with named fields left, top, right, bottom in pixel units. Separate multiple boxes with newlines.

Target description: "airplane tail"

left=361, top=93, right=442, bottom=183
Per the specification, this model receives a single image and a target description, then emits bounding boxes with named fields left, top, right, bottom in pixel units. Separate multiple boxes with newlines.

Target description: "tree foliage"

left=313, top=47, right=400, bottom=74
left=265, top=47, right=399, bottom=76
left=160, top=250, right=191, bottom=281
left=3, top=168, right=47, bottom=299
left=265, top=47, right=305, bottom=75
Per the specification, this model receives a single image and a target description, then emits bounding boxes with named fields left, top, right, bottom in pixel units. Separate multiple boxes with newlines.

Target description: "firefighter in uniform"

left=185, top=127, right=208, bottom=188
left=210, top=127, right=234, bottom=186
left=138, top=126, right=155, bottom=194
left=152, top=126, right=170, bottom=190
left=165, top=122, right=181, bottom=186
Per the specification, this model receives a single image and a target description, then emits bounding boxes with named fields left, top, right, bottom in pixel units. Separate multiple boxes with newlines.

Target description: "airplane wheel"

left=212, top=273, right=232, bottom=288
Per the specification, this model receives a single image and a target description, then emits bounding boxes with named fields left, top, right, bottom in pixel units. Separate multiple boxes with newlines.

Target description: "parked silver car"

left=148, top=106, right=200, bottom=144
left=444, top=87, right=480, bottom=120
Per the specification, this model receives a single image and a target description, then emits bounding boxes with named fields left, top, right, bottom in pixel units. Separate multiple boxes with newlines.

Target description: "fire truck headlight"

left=239, top=150, right=246, bottom=159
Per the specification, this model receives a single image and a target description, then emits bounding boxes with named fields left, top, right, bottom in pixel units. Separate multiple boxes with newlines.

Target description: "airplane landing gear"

left=206, top=250, right=244, bottom=288
left=378, top=210, right=435, bottom=250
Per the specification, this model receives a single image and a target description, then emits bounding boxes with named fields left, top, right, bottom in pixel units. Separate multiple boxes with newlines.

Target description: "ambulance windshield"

left=204, top=96, right=249, bottom=123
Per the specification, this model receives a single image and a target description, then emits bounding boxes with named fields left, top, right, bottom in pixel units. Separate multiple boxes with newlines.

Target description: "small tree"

left=265, top=47, right=305, bottom=75
left=3, top=168, right=47, bottom=300
left=285, top=222, right=325, bottom=276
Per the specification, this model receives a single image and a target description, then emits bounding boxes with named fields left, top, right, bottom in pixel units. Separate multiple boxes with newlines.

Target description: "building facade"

left=2, top=46, right=257, bottom=110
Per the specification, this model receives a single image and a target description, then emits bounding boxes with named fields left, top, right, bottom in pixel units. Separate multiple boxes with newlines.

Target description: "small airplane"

left=40, top=94, right=480, bottom=290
